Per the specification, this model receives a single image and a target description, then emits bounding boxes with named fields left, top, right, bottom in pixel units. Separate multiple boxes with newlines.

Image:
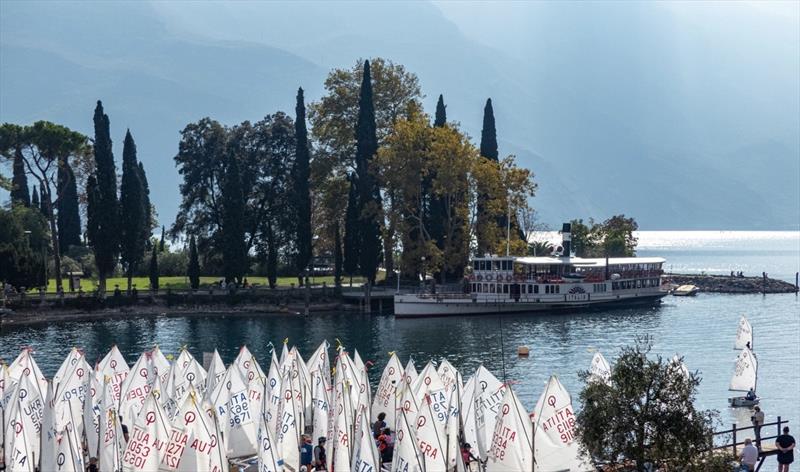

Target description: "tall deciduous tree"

left=355, top=60, right=383, bottom=290
left=576, top=337, right=723, bottom=471
left=309, top=57, right=422, bottom=274
left=0, top=206, right=48, bottom=289
left=342, top=174, right=359, bottom=285
left=293, top=87, right=312, bottom=282
left=188, top=235, right=200, bottom=290
left=11, top=144, right=30, bottom=206
left=221, top=150, right=246, bottom=284
left=57, top=157, right=82, bottom=254
left=1, top=121, right=89, bottom=292
left=87, top=101, right=120, bottom=295
left=119, top=130, right=147, bottom=292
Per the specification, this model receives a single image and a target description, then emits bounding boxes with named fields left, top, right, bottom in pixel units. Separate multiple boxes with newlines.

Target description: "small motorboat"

left=672, top=284, right=699, bottom=296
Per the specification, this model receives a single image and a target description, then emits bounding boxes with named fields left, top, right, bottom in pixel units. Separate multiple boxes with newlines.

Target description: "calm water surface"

left=1, top=232, right=798, bottom=428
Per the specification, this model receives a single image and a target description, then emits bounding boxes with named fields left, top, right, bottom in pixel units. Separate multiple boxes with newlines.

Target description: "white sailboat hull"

left=394, top=289, right=667, bottom=317
left=729, top=396, right=760, bottom=407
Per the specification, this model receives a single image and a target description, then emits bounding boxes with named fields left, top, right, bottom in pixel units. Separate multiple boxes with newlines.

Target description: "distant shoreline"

left=663, top=273, right=798, bottom=294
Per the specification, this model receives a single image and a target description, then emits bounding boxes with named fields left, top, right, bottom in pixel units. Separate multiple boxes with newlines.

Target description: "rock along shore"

left=664, top=273, right=798, bottom=294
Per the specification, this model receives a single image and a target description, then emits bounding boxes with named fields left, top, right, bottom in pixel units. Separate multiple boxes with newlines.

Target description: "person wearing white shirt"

left=740, top=438, right=759, bottom=471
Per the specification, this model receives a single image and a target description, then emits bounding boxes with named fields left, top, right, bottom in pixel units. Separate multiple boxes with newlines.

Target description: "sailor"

left=372, top=412, right=387, bottom=438
left=752, top=406, right=765, bottom=448
left=746, top=388, right=757, bottom=401
left=746, top=341, right=752, bottom=351
left=299, top=435, right=313, bottom=470
left=313, top=437, right=327, bottom=470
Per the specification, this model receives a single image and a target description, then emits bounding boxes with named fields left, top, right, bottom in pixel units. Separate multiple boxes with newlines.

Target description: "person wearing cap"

left=314, top=436, right=327, bottom=470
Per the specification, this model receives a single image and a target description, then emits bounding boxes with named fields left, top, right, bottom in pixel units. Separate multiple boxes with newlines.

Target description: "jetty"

left=665, top=273, right=798, bottom=294
left=713, top=417, right=791, bottom=471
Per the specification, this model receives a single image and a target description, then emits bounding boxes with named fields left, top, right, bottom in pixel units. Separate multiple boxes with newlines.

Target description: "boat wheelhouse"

left=394, top=224, right=668, bottom=317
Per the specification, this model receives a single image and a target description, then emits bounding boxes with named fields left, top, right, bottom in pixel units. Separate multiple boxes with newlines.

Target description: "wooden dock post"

left=732, top=423, right=737, bottom=458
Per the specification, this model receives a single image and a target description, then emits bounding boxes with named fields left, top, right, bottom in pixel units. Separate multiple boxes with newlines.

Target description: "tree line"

left=2, top=57, right=581, bottom=294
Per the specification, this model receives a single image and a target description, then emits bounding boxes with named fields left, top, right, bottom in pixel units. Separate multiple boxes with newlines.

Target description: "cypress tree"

left=119, top=130, right=146, bottom=292
left=31, top=184, right=40, bottom=212
left=10, top=146, right=30, bottom=206
left=354, top=60, right=382, bottom=286
left=39, top=185, right=47, bottom=216
left=88, top=100, right=120, bottom=295
left=148, top=245, right=159, bottom=291
left=266, top=221, right=277, bottom=289
left=342, top=173, right=360, bottom=285
left=428, top=94, right=448, bottom=280
left=57, top=158, right=82, bottom=254
left=188, top=235, right=200, bottom=290
left=221, top=152, right=246, bottom=284
left=333, top=220, right=343, bottom=294
left=480, top=98, right=498, bottom=161
left=159, top=225, right=166, bottom=252
left=138, top=161, right=152, bottom=245
left=434, top=94, right=447, bottom=128
left=476, top=98, right=499, bottom=255
left=293, top=87, right=312, bottom=281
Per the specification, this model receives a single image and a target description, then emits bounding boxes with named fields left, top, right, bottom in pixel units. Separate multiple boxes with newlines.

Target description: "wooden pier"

left=713, top=416, right=790, bottom=471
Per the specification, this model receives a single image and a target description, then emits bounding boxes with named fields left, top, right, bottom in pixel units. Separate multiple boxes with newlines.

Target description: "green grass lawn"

left=30, top=274, right=370, bottom=293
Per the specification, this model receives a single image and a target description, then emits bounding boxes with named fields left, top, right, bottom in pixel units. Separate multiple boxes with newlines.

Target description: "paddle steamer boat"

left=394, top=223, right=669, bottom=317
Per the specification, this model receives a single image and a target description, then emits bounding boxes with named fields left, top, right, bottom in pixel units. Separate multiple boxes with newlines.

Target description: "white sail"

left=121, top=392, right=171, bottom=472
left=51, top=351, right=91, bottom=441
left=415, top=392, right=448, bottom=471
left=165, top=349, right=208, bottom=401
left=276, top=370, right=301, bottom=471
left=0, top=363, right=14, bottom=466
left=532, top=375, right=592, bottom=472
left=83, top=372, right=103, bottom=460
left=588, top=352, right=612, bottom=384
left=151, top=346, right=172, bottom=386
left=51, top=347, right=83, bottom=390
left=205, top=350, right=226, bottom=395
left=391, top=403, right=424, bottom=472
left=96, top=345, right=130, bottom=406
left=310, top=368, right=331, bottom=447
left=352, top=405, right=380, bottom=472
left=4, top=373, right=44, bottom=472
left=264, top=352, right=283, bottom=435
left=120, top=351, right=156, bottom=427
left=235, top=345, right=265, bottom=384
left=403, top=358, right=418, bottom=387
left=486, top=387, right=533, bottom=472
left=735, top=316, right=753, bottom=350
left=372, top=352, right=403, bottom=427
left=444, top=380, right=463, bottom=471
left=98, top=377, right=125, bottom=472
left=329, top=377, right=354, bottom=471
left=208, top=365, right=257, bottom=458
left=729, top=347, right=758, bottom=392
left=437, top=359, right=462, bottom=395
left=306, top=340, right=331, bottom=385
left=161, top=391, right=228, bottom=472
left=460, top=373, right=479, bottom=460
left=256, top=410, right=281, bottom=472
left=7, top=347, right=48, bottom=404
left=472, top=366, right=506, bottom=460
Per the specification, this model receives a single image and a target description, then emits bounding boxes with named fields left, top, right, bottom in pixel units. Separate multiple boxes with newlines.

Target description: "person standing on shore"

left=776, top=427, right=795, bottom=472
left=751, top=406, right=764, bottom=448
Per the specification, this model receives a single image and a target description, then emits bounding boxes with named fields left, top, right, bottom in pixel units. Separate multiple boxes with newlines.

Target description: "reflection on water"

left=2, top=293, right=797, bottom=426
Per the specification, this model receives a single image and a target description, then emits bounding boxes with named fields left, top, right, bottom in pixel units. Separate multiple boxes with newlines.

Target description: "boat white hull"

left=394, top=291, right=668, bottom=317
left=729, top=396, right=760, bottom=407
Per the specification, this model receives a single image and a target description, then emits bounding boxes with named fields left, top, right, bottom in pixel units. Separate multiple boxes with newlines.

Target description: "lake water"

left=1, top=231, right=798, bottom=430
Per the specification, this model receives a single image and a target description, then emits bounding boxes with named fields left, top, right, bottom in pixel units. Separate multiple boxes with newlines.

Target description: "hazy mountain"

left=1, top=1, right=797, bottom=229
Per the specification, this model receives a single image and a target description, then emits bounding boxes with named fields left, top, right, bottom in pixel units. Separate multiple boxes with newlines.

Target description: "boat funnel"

left=561, top=222, right=571, bottom=257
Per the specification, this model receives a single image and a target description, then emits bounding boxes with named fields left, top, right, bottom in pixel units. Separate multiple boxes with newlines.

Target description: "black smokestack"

left=561, top=222, right=571, bottom=257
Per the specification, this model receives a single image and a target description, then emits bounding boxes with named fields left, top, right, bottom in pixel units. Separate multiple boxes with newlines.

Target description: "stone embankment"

left=665, top=274, right=798, bottom=294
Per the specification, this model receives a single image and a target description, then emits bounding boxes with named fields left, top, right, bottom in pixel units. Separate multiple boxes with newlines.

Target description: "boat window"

left=556, top=285, right=560, bottom=294
left=534, top=285, right=539, bottom=294
left=473, top=261, right=479, bottom=271
left=503, top=284, right=509, bottom=294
